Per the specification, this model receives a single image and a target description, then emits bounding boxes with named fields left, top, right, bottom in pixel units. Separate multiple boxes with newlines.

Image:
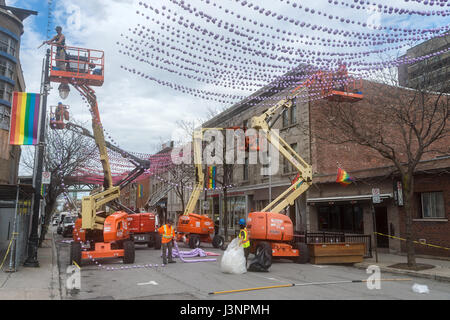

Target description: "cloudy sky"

left=10, top=0, right=448, bottom=165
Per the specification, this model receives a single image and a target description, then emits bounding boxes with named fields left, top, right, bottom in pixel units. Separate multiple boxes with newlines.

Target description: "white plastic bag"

left=412, top=283, right=430, bottom=294
left=220, top=238, right=247, bottom=274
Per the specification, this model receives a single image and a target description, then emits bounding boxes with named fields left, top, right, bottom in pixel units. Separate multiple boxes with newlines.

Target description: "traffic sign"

left=372, top=188, right=380, bottom=204
left=42, top=171, right=51, bottom=184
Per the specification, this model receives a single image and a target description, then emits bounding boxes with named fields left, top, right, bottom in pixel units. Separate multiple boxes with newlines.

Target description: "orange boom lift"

left=48, top=44, right=135, bottom=265
left=246, top=67, right=363, bottom=269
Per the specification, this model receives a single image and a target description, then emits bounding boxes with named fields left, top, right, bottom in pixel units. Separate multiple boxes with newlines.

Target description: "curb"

left=50, top=231, right=62, bottom=300
left=353, top=263, right=450, bottom=283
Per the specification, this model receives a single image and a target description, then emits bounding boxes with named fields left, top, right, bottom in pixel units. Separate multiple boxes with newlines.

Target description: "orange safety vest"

left=158, top=224, right=174, bottom=244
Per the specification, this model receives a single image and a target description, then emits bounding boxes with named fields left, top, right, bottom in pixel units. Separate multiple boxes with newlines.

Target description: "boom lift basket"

left=49, top=44, right=104, bottom=86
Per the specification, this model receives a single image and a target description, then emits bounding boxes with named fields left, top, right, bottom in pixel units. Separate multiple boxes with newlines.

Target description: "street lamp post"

left=24, top=49, right=50, bottom=267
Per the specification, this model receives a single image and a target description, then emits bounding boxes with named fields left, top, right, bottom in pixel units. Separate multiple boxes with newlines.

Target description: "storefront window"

left=318, top=204, right=364, bottom=234
left=224, top=196, right=246, bottom=231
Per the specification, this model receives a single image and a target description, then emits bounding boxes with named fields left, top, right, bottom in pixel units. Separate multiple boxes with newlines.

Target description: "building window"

left=421, top=192, right=445, bottom=218
left=0, top=105, right=10, bottom=130
left=282, top=108, right=289, bottom=127
left=283, top=143, right=298, bottom=174
left=318, top=204, right=364, bottom=234
left=0, top=82, right=13, bottom=102
left=0, top=58, right=14, bottom=79
left=282, top=100, right=297, bottom=128
left=290, top=103, right=297, bottom=125
left=0, top=32, right=17, bottom=57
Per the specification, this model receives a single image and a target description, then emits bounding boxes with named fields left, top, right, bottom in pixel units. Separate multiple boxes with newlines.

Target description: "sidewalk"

left=0, top=233, right=61, bottom=300
left=354, top=253, right=450, bottom=282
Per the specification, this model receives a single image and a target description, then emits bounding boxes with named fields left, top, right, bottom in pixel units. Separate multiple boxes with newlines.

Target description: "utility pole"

left=24, top=49, right=50, bottom=267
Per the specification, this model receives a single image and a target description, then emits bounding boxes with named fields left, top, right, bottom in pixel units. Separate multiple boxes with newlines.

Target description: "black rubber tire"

left=293, top=242, right=310, bottom=264
left=153, top=233, right=162, bottom=250
left=147, top=233, right=154, bottom=248
left=212, top=235, right=224, bottom=248
left=123, top=240, right=135, bottom=264
left=70, top=241, right=82, bottom=266
left=255, top=241, right=273, bottom=270
left=189, top=234, right=201, bottom=249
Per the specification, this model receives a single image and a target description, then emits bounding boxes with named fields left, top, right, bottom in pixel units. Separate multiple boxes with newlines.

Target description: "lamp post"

left=24, top=49, right=50, bottom=267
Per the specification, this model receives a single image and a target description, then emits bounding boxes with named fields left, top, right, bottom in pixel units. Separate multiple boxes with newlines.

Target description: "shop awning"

left=307, top=193, right=392, bottom=204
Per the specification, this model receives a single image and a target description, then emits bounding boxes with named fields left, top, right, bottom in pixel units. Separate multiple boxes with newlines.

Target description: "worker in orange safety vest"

left=158, top=218, right=176, bottom=264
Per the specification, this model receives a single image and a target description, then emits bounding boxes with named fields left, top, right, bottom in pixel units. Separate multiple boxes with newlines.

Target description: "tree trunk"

left=39, top=199, right=56, bottom=247
left=402, top=172, right=416, bottom=267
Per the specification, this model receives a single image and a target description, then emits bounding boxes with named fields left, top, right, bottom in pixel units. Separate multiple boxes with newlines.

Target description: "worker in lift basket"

left=44, top=26, right=66, bottom=71
left=238, top=218, right=250, bottom=265
left=158, top=218, right=176, bottom=264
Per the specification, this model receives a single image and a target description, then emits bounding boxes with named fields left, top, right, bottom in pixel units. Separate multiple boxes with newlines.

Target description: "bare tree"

left=167, top=161, right=196, bottom=214
left=21, top=121, right=97, bottom=245
left=314, top=72, right=449, bottom=266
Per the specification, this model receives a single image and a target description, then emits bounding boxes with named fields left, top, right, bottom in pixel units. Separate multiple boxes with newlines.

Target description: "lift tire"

left=123, top=240, right=135, bottom=264
left=147, top=233, right=154, bottom=248
left=189, top=234, right=201, bottom=249
left=212, top=235, right=224, bottom=249
left=255, top=242, right=273, bottom=270
left=70, top=241, right=82, bottom=266
left=293, top=242, right=310, bottom=264
left=153, top=233, right=162, bottom=250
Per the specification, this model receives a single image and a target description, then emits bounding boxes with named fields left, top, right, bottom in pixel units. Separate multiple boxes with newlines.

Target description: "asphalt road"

left=54, top=232, right=450, bottom=301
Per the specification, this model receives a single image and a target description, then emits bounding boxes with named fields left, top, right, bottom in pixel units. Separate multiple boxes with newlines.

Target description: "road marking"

left=137, top=280, right=159, bottom=286
left=312, top=265, right=328, bottom=268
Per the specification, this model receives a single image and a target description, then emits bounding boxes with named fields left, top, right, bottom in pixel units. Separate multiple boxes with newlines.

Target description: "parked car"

left=62, top=215, right=78, bottom=237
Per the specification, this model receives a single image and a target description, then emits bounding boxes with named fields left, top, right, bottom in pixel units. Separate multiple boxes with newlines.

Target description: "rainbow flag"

left=208, top=166, right=216, bottom=189
left=291, top=173, right=304, bottom=190
left=336, top=167, right=354, bottom=186
left=9, top=92, right=41, bottom=145
left=138, top=184, right=143, bottom=198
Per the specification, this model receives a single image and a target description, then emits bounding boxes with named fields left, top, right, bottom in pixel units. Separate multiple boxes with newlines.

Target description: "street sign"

left=42, top=171, right=51, bottom=184
left=372, top=188, right=381, bottom=204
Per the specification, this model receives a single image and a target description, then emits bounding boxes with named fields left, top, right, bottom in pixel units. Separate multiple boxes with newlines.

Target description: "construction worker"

left=238, top=218, right=250, bottom=264
left=45, top=26, right=66, bottom=70
left=158, top=218, right=176, bottom=264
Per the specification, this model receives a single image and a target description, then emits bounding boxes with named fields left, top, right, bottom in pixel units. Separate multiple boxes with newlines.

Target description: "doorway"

left=375, top=207, right=389, bottom=248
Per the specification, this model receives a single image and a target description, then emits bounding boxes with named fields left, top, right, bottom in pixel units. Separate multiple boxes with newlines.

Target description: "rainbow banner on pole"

left=9, top=92, right=41, bottom=145
left=336, top=167, right=354, bottom=186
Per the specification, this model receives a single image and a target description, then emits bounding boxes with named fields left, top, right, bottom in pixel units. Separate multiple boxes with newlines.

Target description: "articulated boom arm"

left=65, top=121, right=151, bottom=191
left=72, top=83, right=121, bottom=230
left=249, top=86, right=313, bottom=214
left=183, top=129, right=205, bottom=215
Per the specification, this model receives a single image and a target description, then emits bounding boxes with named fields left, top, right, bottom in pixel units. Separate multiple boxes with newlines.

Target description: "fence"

left=294, top=231, right=372, bottom=258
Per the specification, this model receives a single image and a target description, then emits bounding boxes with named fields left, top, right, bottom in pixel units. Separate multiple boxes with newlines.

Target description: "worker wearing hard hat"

left=158, top=218, right=176, bottom=264
left=238, top=218, right=250, bottom=264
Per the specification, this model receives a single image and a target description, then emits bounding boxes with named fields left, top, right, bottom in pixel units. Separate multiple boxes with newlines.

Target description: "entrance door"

left=375, top=207, right=389, bottom=248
